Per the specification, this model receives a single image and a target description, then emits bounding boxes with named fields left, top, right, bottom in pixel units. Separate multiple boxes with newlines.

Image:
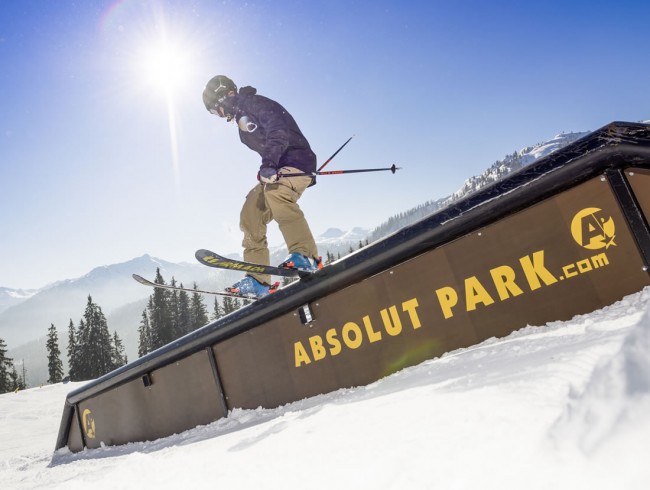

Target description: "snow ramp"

left=55, top=121, right=650, bottom=452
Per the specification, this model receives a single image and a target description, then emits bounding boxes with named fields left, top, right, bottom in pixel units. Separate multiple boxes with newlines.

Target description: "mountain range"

left=1, top=129, right=591, bottom=386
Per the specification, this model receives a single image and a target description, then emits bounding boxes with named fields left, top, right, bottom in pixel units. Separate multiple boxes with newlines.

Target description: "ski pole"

left=279, top=164, right=400, bottom=178
left=318, top=135, right=354, bottom=172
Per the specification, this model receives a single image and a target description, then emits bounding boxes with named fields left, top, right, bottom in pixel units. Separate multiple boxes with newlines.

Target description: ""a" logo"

left=82, top=408, right=96, bottom=439
left=570, top=207, right=616, bottom=250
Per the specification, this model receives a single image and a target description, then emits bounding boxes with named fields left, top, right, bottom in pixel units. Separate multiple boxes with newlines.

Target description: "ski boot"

left=279, top=252, right=323, bottom=273
left=226, top=276, right=279, bottom=298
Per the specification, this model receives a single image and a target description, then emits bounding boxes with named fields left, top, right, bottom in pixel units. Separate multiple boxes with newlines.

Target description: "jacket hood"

left=238, top=86, right=257, bottom=96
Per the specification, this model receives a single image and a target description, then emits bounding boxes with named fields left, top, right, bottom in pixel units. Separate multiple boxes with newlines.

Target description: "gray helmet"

left=202, top=75, right=237, bottom=113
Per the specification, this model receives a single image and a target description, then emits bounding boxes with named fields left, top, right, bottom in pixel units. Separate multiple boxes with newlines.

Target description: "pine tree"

left=67, top=319, right=80, bottom=380
left=137, top=310, right=152, bottom=357
left=46, top=324, right=64, bottom=384
left=112, top=331, right=127, bottom=368
left=149, top=268, right=173, bottom=349
left=177, top=287, right=192, bottom=336
left=227, top=296, right=247, bottom=313
left=20, top=361, right=27, bottom=390
left=169, top=278, right=180, bottom=336
left=211, top=297, right=223, bottom=321
left=221, top=296, right=236, bottom=315
left=9, top=365, right=24, bottom=391
left=75, top=318, right=88, bottom=379
left=190, top=283, right=209, bottom=331
left=0, top=338, right=13, bottom=393
left=78, top=296, right=115, bottom=379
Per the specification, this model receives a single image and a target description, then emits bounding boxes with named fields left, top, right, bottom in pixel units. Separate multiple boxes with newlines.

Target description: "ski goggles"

left=209, top=105, right=226, bottom=118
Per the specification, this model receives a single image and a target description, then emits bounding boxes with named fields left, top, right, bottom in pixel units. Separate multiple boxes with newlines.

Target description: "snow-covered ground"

left=2, top=287, right=649, bottom=490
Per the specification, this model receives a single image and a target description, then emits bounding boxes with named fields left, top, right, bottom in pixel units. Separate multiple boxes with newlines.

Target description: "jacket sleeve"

left=254, top=98, right=291, bottom=169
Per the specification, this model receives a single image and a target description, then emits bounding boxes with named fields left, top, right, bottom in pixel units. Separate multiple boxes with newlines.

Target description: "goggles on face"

left=211, top=101, right=235, bottom=122
left=209, top=106, right=225, bottom=118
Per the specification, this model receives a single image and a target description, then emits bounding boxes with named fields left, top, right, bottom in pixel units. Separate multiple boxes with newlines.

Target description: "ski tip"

left=195, top=249, right=215, bottom=260
left=132, top=273, right=149, bottom=285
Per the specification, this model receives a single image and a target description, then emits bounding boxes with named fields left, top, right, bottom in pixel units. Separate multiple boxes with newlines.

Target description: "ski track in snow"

left=1, top=288, right=649, bottom=489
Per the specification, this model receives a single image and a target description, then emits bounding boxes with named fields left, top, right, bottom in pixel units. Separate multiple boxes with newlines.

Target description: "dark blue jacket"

left=225, top=87, right=317, bottom=176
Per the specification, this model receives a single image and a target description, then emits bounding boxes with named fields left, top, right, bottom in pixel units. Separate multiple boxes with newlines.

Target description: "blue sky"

left=1, top=0, right=648, bottom=290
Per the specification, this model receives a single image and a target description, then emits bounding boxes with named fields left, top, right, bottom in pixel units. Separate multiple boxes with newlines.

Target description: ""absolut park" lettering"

left=293, top=249, right=610, bottom=368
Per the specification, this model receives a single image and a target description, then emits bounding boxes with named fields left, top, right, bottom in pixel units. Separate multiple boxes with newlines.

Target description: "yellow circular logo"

left=82, top=408, right=96, bottom=439
left=571, top=207, right=616, bottom=250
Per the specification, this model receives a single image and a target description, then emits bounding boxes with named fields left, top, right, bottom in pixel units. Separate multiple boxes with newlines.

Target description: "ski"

left=132, top=273, right=253, bottom=299
left=195, top=249, right=311, bottom=278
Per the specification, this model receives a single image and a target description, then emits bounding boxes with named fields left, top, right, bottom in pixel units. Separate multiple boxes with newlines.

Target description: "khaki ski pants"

left=240, top=167, right=318, bottom=285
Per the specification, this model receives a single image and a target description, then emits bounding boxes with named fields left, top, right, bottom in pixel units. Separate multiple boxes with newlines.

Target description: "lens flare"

left=139, top=37, right=191, bottom=93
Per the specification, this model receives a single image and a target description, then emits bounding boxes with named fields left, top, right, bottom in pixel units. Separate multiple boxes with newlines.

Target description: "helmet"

left=202, top=75, right=237, bottom=114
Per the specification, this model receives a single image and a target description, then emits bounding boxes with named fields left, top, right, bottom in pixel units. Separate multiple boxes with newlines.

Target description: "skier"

left=202, top=75, right=321, bottom=298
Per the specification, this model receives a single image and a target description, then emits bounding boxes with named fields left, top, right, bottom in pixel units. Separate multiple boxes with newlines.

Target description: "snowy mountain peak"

left=319, top=228, right=346, bottom=238
left=1, top=287, right=37, bottom=300
left=517, top=131, right=589, bottom=164
left=318, top=227, right=369, bottom=244
left=0, top=287, right=38, bottom=315
left=48, top=254, right=185, bottom=287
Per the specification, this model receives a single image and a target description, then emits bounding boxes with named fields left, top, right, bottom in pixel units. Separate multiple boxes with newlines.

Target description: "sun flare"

left=137, top=37, right=193, bottom=94
left=128, top=25, right=199, bottom=193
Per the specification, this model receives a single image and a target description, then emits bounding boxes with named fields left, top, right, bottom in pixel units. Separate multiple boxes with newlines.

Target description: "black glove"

left=259, top=167, right=279, bottom=184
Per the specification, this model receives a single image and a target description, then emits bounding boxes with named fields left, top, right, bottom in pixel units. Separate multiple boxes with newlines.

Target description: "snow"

left=0, top=287, right=37, bottom=300
left=518, top=132, right=589, bottom=165
left=6, top=291, right=35, bottom=300
left=2, top=287, right=650, bottom=489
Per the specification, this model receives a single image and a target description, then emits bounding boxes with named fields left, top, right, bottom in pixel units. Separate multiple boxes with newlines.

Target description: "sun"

left=137, top=36, right=193, bottom=94
left=128, top=25, right=199, bottom=190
